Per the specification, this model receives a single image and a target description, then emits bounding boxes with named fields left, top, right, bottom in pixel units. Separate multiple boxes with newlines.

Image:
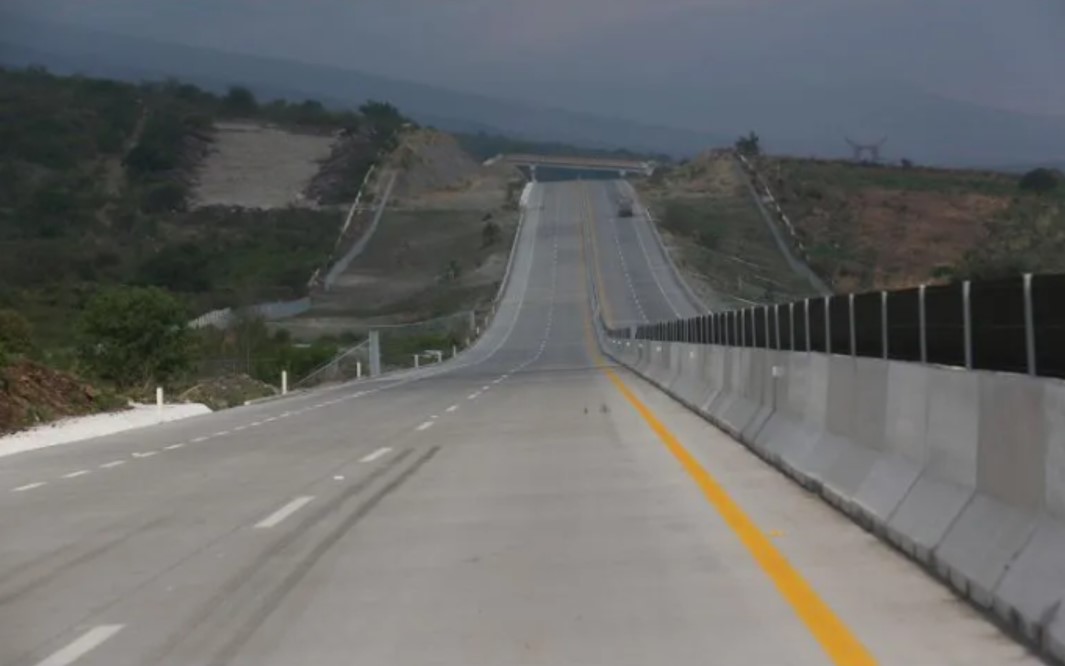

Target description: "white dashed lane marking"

left=131, top=451, right=157, bottom=459
left=62, top=470, right=90, bottom=479
left=254, top=496, right=315, bottom=529
left=360, top=447, right=392, bottom=463
left=446, top=405, right=458, bottom=413
left=164, top=443, right=185, bottom=450
left=12, top=482, right=46, bottom=493
left=100, top=460, right=126, bottom=469
left=416, top=421, right=434, bottom=431
left=34, top=624, right=124, bottom=666
left=468, top=393, right=480, bottom=400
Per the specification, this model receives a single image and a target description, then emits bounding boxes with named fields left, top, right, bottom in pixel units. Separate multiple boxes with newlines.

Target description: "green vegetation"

left=0, top=65, right=413, bottom=347
left=657, top=196, right=815, bottom=303
left=77, top=286, right=193, bottom=388
left=1019, top=167, right=1063, bottom=195
left=195, top=315, right=341, bottom=385
left=734, top=132, right=761, bottom=157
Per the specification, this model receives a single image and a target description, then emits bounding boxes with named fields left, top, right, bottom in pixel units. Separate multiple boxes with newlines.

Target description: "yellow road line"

left=578, top=182, right=616, bottom=327
left=576, top=194, right=877, bottom=666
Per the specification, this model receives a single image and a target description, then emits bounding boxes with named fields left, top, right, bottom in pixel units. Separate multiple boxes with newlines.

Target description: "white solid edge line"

left=416, top=421, right=433, bottom=431
left=100, top=460, right=125, bottom=469
left=34, top=624, right=124, bottom=666
left=12, top=482, right=46, bottom=492
left=254, top=496, right=315, bottom=529
left=446, top=404, right=458, bottom=412
left=359, top=447, right=392, bottom=463
left=62, top=470, right=90, bottom=479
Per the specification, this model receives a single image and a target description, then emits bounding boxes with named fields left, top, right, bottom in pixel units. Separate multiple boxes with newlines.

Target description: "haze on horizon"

left=4, top=0, right=1065, bottom=164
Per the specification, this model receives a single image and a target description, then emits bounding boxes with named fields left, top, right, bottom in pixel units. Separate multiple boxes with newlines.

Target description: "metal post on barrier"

left=804, top=299, right=811, bottom=352
left=369, top=330, right=381, bottom=377
left=739, top=309, right=746, bottom=347
left=881, top=291, right=889, bottom=359
left=1024, top=273, right=1036, bottom=375
left=962, top=281, right=973, bottom=369
left=918, top=284, right=927, bottom=364
left=824, top=296, right=832, bottom=354
left=775, top=304, right=781, bottom=351
left=788, top=302, right=794, bottom=351
left=848, top=293, right=856, bottom=356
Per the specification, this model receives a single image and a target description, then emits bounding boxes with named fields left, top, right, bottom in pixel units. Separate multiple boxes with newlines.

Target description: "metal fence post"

left=824, top=296, right=832, bottom=354
left=788, top=302, right=795, bottom=351
left=774, top=304, right=781, bottom=351
left=740, top=309, right=747, bottom=347
left=963, top=281, right=973, bottom=369
left=881, top=291, right=888, bottom=359
left=919, top=284, right=927, bottom=364
left=848, top=293, right=856, bottom=356
left=1024, top=273, right=1036, bottom=375
left=804, top=299, right=811, bottom=352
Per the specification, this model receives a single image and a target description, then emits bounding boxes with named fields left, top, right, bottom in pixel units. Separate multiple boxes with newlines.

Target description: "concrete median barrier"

left=600, top=333, right=1065, bottom=663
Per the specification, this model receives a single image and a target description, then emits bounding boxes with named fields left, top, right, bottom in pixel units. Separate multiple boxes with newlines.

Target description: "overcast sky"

left=7, top=0, right=1065, bottom=141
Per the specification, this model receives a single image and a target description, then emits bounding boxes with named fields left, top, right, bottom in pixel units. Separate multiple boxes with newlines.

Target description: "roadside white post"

left=414, top=354, right=420, bottom=369
left=452, top=345, right=457, bottom=358
left=156, top=387, right=163, bottom=421
left=281, top=370, right=288, bottom=395
left=356, top=361, right=362, bottom=379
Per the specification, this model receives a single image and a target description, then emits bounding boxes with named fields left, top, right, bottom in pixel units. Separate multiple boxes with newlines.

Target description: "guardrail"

left=616, top=273, right=1065, bottom=381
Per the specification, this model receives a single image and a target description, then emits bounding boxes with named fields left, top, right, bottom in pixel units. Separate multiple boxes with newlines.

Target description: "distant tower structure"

left=845, top=137, right=887, bottom=163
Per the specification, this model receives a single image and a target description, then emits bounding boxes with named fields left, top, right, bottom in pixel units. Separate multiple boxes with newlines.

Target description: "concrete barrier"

left=600, top=335, right=1065, bottom=663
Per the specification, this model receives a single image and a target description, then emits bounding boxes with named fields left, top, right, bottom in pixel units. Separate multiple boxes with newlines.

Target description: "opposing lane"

left=0, top=181, right=1037, bottom=666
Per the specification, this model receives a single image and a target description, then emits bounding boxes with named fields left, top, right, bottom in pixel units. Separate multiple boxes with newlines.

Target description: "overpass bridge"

left=0, top=180, right=1044, bottom=665
left=486, top=152, right=657, bottom=178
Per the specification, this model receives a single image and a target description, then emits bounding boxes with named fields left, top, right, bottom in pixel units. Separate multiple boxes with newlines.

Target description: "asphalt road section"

left=0, top=181, right=1038, bottom=665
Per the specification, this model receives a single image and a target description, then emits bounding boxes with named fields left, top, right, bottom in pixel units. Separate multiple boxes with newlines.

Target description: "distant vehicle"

left=617, top=198, right=634, bottom=217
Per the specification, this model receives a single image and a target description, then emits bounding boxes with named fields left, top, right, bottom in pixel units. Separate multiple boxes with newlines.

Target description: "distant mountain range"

left=0, top=13, right=728, bottom=157
left=3, top=12, right=1065, bottom=169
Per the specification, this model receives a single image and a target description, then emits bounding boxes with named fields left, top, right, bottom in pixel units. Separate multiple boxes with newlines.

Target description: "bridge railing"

left=608, top=273, right=1065, bottom=380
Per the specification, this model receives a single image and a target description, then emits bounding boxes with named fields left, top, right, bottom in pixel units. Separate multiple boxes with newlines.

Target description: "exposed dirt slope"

left=0, top=360, right=123, bottom=434
left=763, top=157, right=1022, bottom=290
left=191, top=121, right=337, bottom=209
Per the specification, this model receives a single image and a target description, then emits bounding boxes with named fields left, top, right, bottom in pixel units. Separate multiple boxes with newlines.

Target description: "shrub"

left=1019, top=168, right=1062, bottom=194
left=0, top=309, right=34, bottom=356
left=482, top=220, right=501, bottom=247
left=77, top=286, right=192, bottom=387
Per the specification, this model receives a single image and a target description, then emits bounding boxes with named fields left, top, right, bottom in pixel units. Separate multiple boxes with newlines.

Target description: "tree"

left=482, top=220, right=501, bottom=247
left=223, top=85, right=258, bottom=115
left=0, top=309, right=34, bottom=356
left=77, top=286, right=192, bottom=387
left=735, top=131, right=761, bottom=157
left=1019, top=168, right=1062, bottom=194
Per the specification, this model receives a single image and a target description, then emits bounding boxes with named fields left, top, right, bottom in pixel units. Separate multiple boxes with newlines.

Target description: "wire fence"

left=617, top=273, right=1065, bottom=380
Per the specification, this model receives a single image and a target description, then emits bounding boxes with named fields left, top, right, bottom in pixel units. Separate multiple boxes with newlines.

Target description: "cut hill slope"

left=191, top=121, right=336, bottom=209
left=761, top=157, right=1064, bottom=290
left=283, top=129, right=524, bottom=338
left=0, top=360, right=123, bottom=435
left=635, top=153, right=822, bottom=306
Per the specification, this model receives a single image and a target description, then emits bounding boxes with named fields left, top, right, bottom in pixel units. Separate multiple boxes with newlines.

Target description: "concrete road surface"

left=0, top=182, right=1038, bottom=665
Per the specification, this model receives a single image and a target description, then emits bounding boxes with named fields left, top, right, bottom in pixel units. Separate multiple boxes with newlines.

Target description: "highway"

left=0, top=181, right=1038, bottom=665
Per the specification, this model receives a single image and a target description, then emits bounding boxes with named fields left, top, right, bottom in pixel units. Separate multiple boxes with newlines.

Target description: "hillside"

left=0, top=66, right=403, bottom=343
left=758, top=157, right=1065, bottom=290
left=281, top=129, right=524, bottom=339
left=635, top=154, right=823, bottom=307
